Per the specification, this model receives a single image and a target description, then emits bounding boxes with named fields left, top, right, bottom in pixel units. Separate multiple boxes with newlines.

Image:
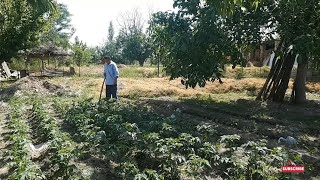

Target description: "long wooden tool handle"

left=99, top=78, right=105, bottom=101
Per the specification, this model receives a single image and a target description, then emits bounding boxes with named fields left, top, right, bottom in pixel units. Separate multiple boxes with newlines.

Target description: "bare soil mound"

left=2, top=77, right=69, bottom=97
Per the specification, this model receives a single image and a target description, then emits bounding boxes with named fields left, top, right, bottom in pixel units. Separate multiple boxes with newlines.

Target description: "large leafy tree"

left=39, top=3, right=74, bottom=49
left=0, top=0, right=56, bottom=62
left=149, top=0, right=258, bottom=87
left=117, top=32, right=151, bottom=66
left=150, top=0, right=320, bottom=103
left=116, top=9, right=152, bottom=66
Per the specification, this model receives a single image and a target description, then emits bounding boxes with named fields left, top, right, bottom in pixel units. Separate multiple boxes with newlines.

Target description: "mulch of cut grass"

left=49, top=76, right=320, bottom=101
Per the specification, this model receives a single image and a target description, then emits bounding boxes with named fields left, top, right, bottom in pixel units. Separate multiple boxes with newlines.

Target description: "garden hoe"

left=99, top=78, right=105, bottom=102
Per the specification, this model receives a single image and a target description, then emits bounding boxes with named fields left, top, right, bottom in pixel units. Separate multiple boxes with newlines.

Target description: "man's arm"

left=113, top=64, right=119, bottom=85
left=103, top=65, right=106, bottom=79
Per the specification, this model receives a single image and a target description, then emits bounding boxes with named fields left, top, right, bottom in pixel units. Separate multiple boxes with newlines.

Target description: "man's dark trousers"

left=106, top=85, right=118, bottom=99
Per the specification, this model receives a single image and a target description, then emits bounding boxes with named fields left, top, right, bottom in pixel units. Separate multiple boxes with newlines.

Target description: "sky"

left=57, top=0, right=174, bottom=47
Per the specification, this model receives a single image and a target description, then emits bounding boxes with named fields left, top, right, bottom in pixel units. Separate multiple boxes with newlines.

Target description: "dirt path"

left=0, top=102, right=11, bottom=178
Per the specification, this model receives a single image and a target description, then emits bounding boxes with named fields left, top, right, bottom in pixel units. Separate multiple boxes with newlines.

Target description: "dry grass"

left=120, top=78, right=267, bottom=98
left=224, top=66, right=271, bottom=78
left=306, top=83, right=320, bottom=93
left=49, top=76, right=320, bottom=101
left=45, top=65, right=320, bottom=101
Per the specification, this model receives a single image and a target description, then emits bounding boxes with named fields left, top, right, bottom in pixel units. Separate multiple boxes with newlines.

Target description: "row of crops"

left=6, top=95, right=305, bottom=179
left=62, top=99, right=295, bottom=179
left=8, top=99, right=83, bottom=179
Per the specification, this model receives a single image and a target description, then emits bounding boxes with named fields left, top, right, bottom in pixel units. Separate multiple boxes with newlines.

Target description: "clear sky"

left=57, top=0, right=174, bottom=47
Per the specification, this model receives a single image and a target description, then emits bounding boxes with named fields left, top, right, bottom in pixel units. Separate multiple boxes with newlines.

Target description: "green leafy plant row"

left=63, top=100, right=292, bottom=180
left=8, top=102, right=45, bottom=180
left=31, top=100, right=84, bottom=179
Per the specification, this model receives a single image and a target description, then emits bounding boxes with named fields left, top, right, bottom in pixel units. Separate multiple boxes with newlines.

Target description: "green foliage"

left=72, top=36, right=93, bottom=66
left=149, top=1, right=247, bottom=88
left=149, top=0, right=320, bottom=92
left=31, top=100, right=84, bottom=179
left=64, top=100, right=293, bottom=179
left=100, top=13, right=153, bottom=66
left=87, top=47, right=101, bottom=64
left=108, top=21, right=115, bottom=43
left=8, top=101, right=45, bottom=180
left=117, top=31, right=152, bottom=66
left=26, top=0, right=56, bottom=13
left=99, top=21, right=122, bottom=63
left=101, top=41, right=121, bottom=63
left=0, top=0, right=57, bottom=61
left=39, top=3, right=74, bottom=49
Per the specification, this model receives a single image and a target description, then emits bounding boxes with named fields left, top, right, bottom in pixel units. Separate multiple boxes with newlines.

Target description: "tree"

left=0, top=0, right=57, bottom=62
left=116, top=9, right=151, bottom=66
left=88, top=46, right=102, bottom=64
left=108, top=21, right=115, bottom=43
left=72, top=36, right=92, bottom=76
left=149, top=0, right=248, bottom=87
left=254, top=0, right=320, bottom=103
left=100, top=21, right=121, bottom=63
left=118, top=32, right=151, bottom=66
left=150, top=0, right=320, bottom=103
left=40, top=3, right=74, bottom=49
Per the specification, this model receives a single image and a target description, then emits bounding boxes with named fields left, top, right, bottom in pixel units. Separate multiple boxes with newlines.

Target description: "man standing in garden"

left=103, top=56, right=120, bottom=100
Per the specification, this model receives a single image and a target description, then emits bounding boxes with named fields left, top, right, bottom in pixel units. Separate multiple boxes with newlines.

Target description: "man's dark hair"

left=104, top=56, right=111, bottom=60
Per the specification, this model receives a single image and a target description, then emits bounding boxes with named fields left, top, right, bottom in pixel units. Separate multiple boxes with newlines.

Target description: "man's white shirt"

left=104, top=61, right=119, bottom=85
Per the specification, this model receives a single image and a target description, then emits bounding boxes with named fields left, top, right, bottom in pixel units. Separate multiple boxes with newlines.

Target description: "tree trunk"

left=139, top=60, right=144, bottom=67
left=292, top=60, right=308, bottom=104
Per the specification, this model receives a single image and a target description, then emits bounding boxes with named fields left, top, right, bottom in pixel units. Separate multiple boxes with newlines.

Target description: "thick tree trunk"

left=292, top=61, right=308, bottom=104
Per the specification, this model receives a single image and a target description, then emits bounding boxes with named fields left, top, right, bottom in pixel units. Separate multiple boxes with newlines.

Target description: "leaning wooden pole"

left=263, top=56, right=283, bottom=100
left=256, top=39, right=284, bottom=100
left=272, top=52, right=295, bottom=102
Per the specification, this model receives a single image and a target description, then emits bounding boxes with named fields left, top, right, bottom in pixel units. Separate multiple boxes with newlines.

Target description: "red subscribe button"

left=282, top=166, right=305, bottom=173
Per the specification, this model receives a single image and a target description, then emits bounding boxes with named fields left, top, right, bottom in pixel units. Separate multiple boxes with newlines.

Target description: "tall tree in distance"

left=116, top=9, right=151, bottom=66
left=72, top=36, right=92, bottom=76
left=108, top=21, right=115, bottom=43
left=101, top=21, right=121, bottom=62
